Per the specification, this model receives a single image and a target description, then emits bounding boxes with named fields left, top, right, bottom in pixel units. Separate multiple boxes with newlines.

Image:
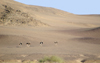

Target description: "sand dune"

left=72, top=27, right=100, bottom=38
left=72, top=37, right=100, bottom=44
left=0, top=0, right=100, bottom=28
left=88, top=27, right=100, bottom=31
left=58, top=27, right=100, bottom=45
left=0, top=0, right=100, bottom=62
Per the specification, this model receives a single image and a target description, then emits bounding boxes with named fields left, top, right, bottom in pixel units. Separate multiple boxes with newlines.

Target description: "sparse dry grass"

left=39, top=56, right=64, bottom=63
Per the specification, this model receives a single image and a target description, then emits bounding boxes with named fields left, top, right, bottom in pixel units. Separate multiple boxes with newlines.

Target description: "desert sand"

left=0, top=0, right=100, bottom=63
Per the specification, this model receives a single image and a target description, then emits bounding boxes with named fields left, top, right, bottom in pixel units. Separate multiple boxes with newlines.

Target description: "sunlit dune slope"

left=0, top=0, right=100, bottom=28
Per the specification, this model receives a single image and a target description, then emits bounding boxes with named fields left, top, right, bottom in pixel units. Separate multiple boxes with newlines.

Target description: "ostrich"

left=40, top=42, right=43, bottom=46
left=54, top=41, right=58, bottom=45
left=19, top=42, right=22, bottom=45
left=26, top=43, right=31, bottom=47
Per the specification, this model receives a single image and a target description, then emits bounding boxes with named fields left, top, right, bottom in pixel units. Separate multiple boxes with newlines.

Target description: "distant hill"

left=0, top=0, right=73, bottom=26
left=0, top=0, right=49, bottom=26
left=0, top=0, right=100, bottom=28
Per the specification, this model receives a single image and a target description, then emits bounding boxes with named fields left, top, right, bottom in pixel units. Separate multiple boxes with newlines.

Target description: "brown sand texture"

left=0, top=0, right=100, bottom=63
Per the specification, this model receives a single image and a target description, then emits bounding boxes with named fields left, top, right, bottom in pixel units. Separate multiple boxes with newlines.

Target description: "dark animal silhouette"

left=19, top=43, right=22, bottom=45
left=26, top=43, right=30, bottom=45
left=54, top=41, right=58, bottom=45
left=40, top=42, right=43, bottom=44
left=26, top=43, right=31, bottom=47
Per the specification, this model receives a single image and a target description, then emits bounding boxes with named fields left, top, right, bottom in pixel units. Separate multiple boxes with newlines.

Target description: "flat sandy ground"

left=0, top=24, right=100, bottom=63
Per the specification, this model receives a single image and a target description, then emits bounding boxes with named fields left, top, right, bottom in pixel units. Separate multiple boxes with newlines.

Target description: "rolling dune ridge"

left=0, top=0, right=100, bottom=63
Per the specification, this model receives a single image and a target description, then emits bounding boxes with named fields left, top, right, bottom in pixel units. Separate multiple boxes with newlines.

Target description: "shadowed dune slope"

left=57, top=27, right=100, bottom=44
left=77, top=27, right=100, bottom=37
left=0, top=0, right=100, bottom=61
left=88, top=27, right=100, bottom=32
left=64, top=27, right=100, bottom=38
left=67, top=27, right=100, bottom=44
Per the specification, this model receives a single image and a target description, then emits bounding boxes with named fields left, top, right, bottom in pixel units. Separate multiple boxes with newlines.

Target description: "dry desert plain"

left=0, top=0, right=100, bottom=63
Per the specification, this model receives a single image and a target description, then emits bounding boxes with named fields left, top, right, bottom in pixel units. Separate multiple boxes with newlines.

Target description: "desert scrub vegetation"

left=39, top=56, right=64, bottom=63
left=0, top=56, right=64, bottom=63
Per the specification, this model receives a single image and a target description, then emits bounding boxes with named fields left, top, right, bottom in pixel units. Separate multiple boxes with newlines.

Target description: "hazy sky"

left=14, top=0, right=100, bottom=15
